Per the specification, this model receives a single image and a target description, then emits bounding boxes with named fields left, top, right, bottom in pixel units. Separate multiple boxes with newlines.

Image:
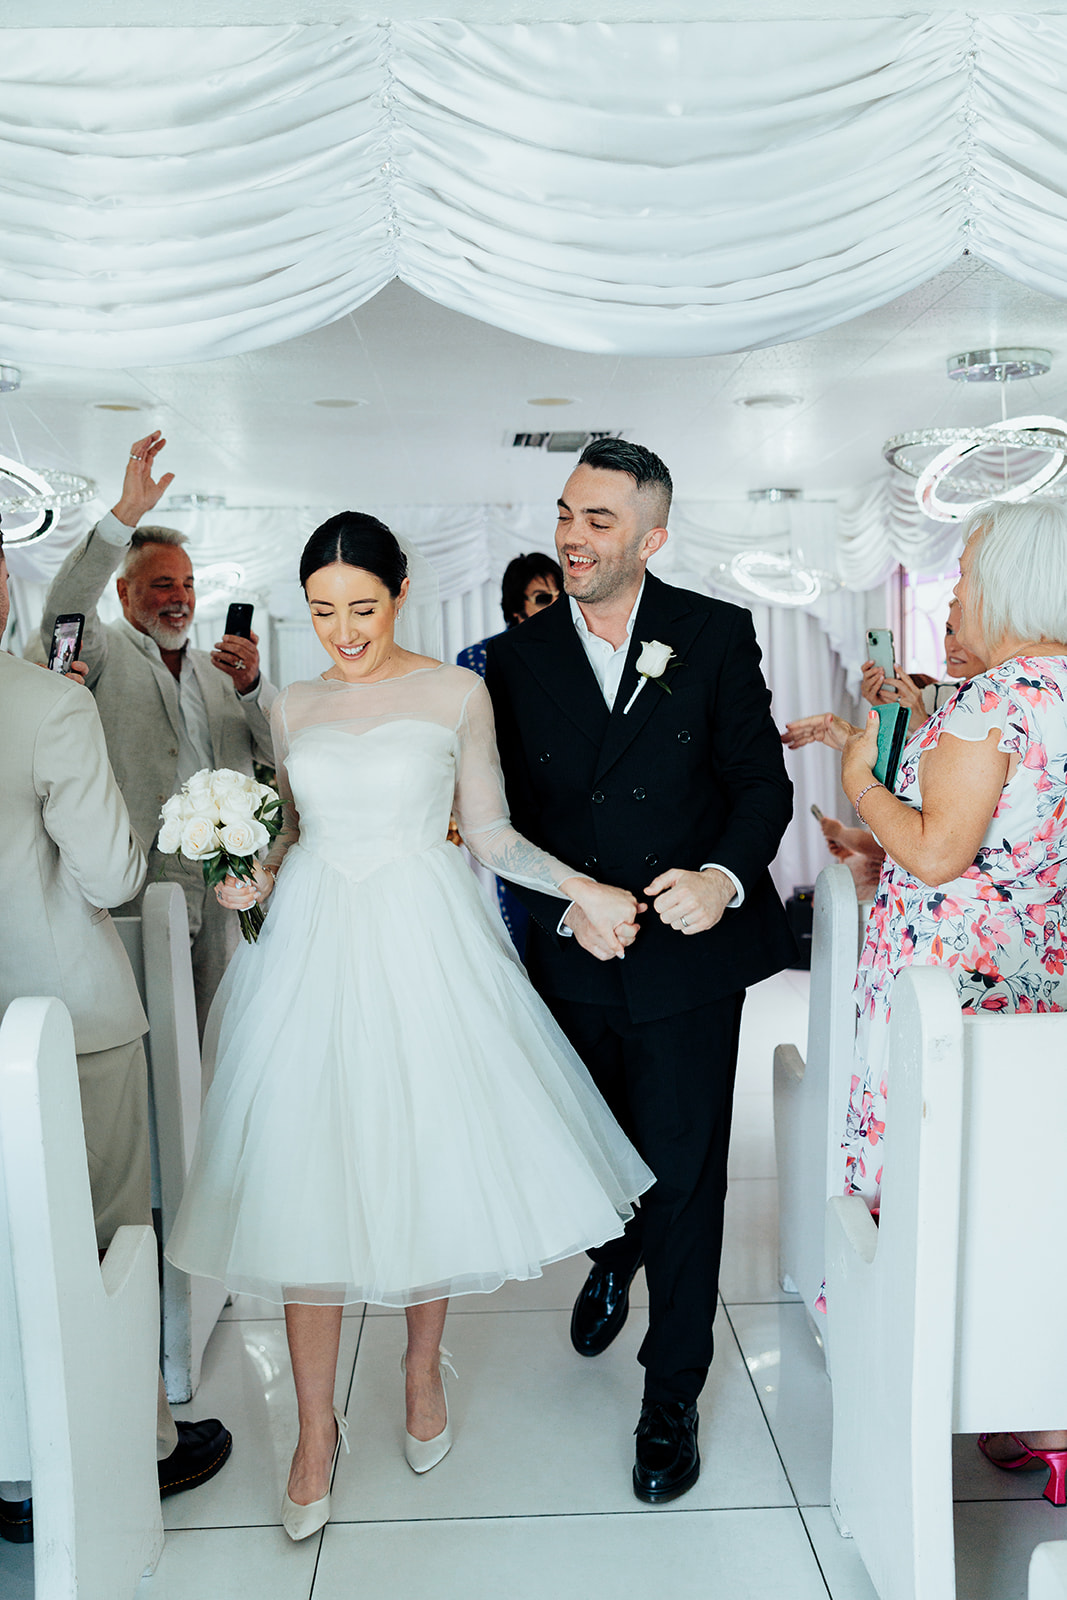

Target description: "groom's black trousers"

left=545, top=990, right=745, bottom=1408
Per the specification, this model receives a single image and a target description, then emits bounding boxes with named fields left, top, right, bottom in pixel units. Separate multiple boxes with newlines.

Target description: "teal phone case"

left=873, top=701, right=909, bottom=790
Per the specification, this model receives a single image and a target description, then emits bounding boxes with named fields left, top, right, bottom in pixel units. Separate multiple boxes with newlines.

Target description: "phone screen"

left=49, top=616, right=83, bottom=674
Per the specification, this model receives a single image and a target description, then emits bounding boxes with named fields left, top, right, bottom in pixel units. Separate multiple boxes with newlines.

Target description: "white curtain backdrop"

left=4, top=17, right=1067, bottom=364
left=838, top=471, right=964, bottom=589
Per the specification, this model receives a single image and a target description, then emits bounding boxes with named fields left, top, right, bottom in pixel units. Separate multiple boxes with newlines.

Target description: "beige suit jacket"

left=42, top=521, right=275, bottom=852
left=0, top=652, right=148, bottom=1054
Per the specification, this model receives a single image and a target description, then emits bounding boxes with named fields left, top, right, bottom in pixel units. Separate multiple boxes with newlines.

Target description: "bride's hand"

left=215, top=863, right=276, bottom=910
left=560, top=878, right=645, bottom=962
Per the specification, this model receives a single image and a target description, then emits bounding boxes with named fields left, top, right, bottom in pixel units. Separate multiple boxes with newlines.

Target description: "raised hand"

left=112, top=430, right=175, bottom=528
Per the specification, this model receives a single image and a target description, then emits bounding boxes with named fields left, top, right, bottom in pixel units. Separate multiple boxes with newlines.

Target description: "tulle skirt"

left=165, top=840, right=653, bottom=1307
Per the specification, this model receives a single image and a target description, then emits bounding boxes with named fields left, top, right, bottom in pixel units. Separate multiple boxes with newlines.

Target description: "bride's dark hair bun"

left=300, top=513, right=408, bottom=598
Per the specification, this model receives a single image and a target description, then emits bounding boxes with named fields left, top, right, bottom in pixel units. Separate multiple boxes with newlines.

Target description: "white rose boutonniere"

left=623, top=639, right=679, bottom=715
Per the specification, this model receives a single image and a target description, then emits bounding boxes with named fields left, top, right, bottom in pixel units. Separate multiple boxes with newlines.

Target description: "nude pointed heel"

left=401, top=1348, right=457, bottom=1474
left=281, top=1409, right=349, bottom=1540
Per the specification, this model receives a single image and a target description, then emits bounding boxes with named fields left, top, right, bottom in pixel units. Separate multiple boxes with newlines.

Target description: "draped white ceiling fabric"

left=838, top=473, right=964, bottom=590
left=5, top=15, right=1067, bottom=364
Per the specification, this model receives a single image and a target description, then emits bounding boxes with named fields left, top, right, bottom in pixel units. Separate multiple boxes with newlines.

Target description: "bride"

left=165, top=512, right=654, bottom=1539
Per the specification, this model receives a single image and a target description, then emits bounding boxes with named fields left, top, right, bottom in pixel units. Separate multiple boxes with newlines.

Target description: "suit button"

left=678, top=729, right=691, bottom=744
left=645, top=853, right=658, bottom=868
left=633, top=787, right=646, bottom=801
left=168, top=747, right=178, bottom=757
left=592, top=790, right=605, bottom=804
left=585, top=858, right=598, bottom=871
left=538, top=751, right=550, bottom=763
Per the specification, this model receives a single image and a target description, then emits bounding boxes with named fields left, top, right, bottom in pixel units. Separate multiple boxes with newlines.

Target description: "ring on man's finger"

left=681, top=916, right=689, bottom=929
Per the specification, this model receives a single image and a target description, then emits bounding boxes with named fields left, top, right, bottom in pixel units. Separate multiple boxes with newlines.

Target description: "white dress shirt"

left=100, top=511, right=268, bottom=786
left=558, top=585, right=743, bottom=937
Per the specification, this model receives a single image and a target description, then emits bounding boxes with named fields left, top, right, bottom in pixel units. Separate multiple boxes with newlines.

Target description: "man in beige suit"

left=0, top=528, right=231, bottom=1540
left=41, top=432, right=276, bottom=1036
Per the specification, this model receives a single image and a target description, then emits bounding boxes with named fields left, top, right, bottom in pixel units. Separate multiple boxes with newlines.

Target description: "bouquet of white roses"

left=157, top=767, right=283, bottom=943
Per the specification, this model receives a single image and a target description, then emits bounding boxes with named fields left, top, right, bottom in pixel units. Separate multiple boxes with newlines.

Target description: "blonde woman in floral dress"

left=835, top=496, right=1067, bottom=1496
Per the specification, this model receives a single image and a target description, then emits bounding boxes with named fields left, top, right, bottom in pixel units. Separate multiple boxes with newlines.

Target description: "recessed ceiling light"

left=527, top=397, right=576, bottom=407
left=92, top=401, right=146, bottom=412
left=736, top=394, right=802, bottom=411
left=312, top=398, right=368, bottom=409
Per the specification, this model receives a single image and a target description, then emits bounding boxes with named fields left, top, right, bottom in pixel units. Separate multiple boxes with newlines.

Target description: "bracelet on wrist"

left=853, top=780, right=882, bottom=824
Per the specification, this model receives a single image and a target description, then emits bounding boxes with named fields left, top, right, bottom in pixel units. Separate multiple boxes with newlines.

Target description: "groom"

left=485, top=438, right=794, bottom=1503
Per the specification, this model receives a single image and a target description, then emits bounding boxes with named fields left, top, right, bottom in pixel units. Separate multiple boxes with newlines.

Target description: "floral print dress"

left=843, top=655, right=1067, bottom=1212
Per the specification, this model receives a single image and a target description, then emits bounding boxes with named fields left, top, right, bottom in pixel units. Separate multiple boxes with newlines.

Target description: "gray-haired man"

left=41, top=433, right=276, bottom=1037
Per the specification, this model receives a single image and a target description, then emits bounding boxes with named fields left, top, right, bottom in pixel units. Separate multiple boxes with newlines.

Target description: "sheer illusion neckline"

left=318, top=664, right=447, bottom=689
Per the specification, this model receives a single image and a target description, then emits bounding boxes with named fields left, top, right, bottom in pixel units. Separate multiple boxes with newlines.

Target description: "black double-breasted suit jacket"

left=484, top=572, right=796, bottom=1025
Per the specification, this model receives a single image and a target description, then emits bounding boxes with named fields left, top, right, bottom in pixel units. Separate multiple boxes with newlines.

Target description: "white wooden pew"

left=0, top=997, right=163, bottom=1598
left=115, top=883, right=227, bottom=1404
left=1032, top=1543, right=1067, bottom=1599
left=772, top=863, right=860, bottom=1336
left=826, top=967, right=1067, bottom=1600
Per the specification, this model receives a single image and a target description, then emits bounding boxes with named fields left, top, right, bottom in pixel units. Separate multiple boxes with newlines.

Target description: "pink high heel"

left=977, top=1433, right=1067, bottom=1507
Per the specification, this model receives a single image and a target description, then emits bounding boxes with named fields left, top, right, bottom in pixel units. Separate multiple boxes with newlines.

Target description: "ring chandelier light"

left=719, top=490, right=834, bottom=607
left=883, top=350, right=1067, bottom=523
left=0, top=366, right=96, bottom=545
left=0, top=456, right=97, bottom=546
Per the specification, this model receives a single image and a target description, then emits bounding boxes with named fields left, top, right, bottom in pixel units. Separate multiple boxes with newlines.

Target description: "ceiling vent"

left=511, top=430, right=624, bottom=453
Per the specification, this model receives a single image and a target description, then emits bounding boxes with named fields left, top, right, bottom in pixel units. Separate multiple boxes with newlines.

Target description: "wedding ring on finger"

left=681, top=916, right=689, bottom=929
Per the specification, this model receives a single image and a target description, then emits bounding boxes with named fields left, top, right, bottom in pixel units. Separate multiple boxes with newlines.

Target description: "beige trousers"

left=77, top=1037, right=178, bottom=1460
left=120, top=850, right=238, bottom=1045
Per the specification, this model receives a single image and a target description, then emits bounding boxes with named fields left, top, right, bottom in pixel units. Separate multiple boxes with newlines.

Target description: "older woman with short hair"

left=836, top=496, right=1067, bottom=1500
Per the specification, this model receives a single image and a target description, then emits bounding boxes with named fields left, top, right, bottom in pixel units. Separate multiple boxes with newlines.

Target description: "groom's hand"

left=645, top=867, right=734, bottom=935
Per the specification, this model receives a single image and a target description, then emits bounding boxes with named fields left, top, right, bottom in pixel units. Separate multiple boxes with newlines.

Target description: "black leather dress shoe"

left=570, top=1258, right=643, bottom=1357
left=158, top=1419, right=233, bottom=1499
left=632, top=1400, right=700, bottom=1504
left=0, top=1494, right=32, bottom=1544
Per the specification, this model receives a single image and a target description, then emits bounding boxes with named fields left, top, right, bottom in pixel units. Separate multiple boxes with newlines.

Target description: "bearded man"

left=41, top=433, right=275, bottom=1037
left=485, top=437, right=794, bottom=1503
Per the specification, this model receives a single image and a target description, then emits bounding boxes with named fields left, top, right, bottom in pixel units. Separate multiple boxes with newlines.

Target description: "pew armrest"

left=1031, top=1544, right=1067, bottom=1600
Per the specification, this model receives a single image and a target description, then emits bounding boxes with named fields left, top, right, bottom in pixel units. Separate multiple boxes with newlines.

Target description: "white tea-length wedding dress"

left=166, top=665, right=653, bottom=1307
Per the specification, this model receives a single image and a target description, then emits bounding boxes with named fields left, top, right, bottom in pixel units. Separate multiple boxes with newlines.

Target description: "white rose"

left=209, top=769, right=243, bottom=803
left=218, top=818, right=271, bottom=857
left=636, top=640, right=674, bottom=678
left=160, top=793, right=186, bottom=823
left=180, top=816, right=222, bottom=861
left=218, top=790, right=257, bottom=823
left=157, top=817, right=183, bottom=853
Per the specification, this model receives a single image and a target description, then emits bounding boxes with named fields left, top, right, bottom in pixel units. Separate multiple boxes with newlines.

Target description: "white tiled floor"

left=2, top=970, right=1063, bottom=1600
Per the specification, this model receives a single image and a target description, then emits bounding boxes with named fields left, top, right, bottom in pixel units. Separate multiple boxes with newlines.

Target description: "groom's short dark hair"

left=578, top=438, right=672, bottom=529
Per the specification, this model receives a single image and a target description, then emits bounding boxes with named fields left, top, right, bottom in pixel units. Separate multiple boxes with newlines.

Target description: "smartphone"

left=225, top=602, right=254, bottom=639
left=47, top=613, right=84, bottom=674
left=873, top=701, right=910, bottom=792
left=810, top=803, right=825, bottom=822
left=866, top=627, right=897, bottom=694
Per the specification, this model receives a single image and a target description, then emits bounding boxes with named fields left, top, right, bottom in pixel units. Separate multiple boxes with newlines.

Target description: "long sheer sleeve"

left=264, top=691, right=300, bottom=875
left=453, top=678, right=580, bottom=899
